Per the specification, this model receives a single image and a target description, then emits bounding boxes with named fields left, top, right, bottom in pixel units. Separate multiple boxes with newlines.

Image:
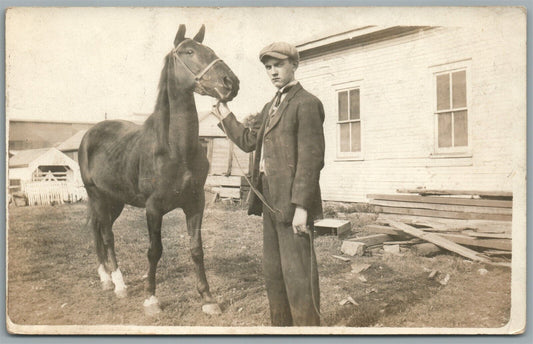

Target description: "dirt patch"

left=7, top=201, right=510, bottom=328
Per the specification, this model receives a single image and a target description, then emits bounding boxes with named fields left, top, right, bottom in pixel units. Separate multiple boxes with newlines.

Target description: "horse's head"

left=170, top=25, right=240, bottom=102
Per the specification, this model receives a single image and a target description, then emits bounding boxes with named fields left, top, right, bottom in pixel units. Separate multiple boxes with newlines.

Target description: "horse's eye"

left=187, top=50, right=194, bottom=55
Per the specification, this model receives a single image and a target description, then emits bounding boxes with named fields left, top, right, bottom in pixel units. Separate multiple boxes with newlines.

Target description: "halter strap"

left=172, top=39, right=222, bottom=81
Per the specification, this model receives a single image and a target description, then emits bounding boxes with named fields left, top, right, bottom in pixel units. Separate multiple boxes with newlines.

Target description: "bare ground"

left=7, top=200, right=511, bottom=329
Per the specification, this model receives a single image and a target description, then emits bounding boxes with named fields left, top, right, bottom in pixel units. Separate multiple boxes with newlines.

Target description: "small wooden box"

left=314, top=219, right=351, bottom=237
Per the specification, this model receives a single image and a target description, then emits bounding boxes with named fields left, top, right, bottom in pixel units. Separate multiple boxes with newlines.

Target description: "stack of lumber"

left=339, top=214, right=512, bottom=266
left=368, top=189, right=512, bottom=222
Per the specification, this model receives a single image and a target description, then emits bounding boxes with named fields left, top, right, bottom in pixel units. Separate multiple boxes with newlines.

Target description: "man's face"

left=263, top=57, right=297, bottom=89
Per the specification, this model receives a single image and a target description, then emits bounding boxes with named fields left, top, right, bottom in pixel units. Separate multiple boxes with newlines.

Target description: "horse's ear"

left=193, top=25, right=205, bottom=43
left=174, top=25, right=186, bottom=47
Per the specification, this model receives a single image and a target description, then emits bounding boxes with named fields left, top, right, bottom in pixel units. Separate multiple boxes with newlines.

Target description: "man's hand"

left=210, top=102, right=232, bottom=121
left=292, top=206, right=309, bottom=235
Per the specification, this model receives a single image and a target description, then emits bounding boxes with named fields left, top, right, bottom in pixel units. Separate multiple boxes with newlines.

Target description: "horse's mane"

left=142, top=53, right=172, bottom=147
left=154, top=53, right=172, bottom=114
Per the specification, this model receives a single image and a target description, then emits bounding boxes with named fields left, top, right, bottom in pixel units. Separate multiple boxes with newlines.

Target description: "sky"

left=6, top=6, right=514, bottom=123
left=6, top=7, right=353, bottom=123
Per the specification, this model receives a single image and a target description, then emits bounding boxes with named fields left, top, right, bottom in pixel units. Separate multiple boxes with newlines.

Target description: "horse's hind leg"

left=184, top=194, right=221, bottom=315
left=103, top=202, right=126, bottom=298
left=88, top=189, right=113, bottom=291
left=88, top=188, right=126, bottom=297
left=91, top=215, right=113, bottom=291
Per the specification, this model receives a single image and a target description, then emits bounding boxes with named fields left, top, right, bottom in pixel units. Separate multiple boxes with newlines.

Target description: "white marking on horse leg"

left=111, top=268, right=127, bottom=298
left=143, top=295, right=162, bottom=316
left=143, top=295, right=159, bottom=306
left=98, top=264, right=114, bottom=290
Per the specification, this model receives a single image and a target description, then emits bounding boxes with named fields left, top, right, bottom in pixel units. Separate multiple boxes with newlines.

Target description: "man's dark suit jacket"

left=219, top=82, right=325, bottom=224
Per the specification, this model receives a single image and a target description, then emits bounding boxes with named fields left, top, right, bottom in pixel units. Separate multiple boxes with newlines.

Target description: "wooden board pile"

left=368, top=188, right=512, bottom=222
left=340, top=217, right=511, bottom=266
left=339, top=189, right=512, bottom=266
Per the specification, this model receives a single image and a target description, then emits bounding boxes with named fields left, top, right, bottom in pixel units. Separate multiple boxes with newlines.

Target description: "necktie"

left=272, top=85, right=293, bottom=110
left=273, top=90, right=283, bottom=107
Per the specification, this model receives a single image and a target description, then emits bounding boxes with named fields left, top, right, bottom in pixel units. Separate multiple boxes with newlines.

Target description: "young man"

left=211, top=42, right=325, bottom=326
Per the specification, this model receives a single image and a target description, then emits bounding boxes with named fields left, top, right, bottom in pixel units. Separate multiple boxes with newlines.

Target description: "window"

left=337, top=88, right=361, bottom=157
left=434, top=67, right=469, bottom=153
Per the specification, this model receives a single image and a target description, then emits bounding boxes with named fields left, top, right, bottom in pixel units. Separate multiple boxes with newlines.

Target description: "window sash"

left=337, top=87, right=361, bottom=154
left=434, top=67, right=469, bottom=152
left=436, top=110, right=469, bottom=148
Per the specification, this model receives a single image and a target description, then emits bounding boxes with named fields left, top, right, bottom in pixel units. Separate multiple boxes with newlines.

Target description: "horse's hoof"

left=114, top=288, right=128, bottom=298
left=101, top=280, right=114, bottom=291
left=202, top=303, right=222, bottom=315
left=143, top=296, right=162, bottom=316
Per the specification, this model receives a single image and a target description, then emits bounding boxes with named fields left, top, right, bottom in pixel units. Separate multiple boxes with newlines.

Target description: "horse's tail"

left=85, top=189, right=106, bottom=264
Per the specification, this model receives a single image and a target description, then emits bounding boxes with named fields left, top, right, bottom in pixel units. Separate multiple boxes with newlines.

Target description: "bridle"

left=171, top=39, right=223, bottom=83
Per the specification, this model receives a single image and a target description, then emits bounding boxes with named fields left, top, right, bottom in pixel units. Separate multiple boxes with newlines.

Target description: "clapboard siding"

left=209, top=138, right=249, bottom=176
left=210, top=138, right=230, bottom=175
left=298, top=24, right=523, bottom=202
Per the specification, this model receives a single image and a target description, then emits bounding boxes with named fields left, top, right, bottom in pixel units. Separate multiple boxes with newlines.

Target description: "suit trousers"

left=261, top=173, right=320, bottom=326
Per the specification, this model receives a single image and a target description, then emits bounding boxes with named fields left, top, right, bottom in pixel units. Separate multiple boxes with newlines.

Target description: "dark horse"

left=79, top=25, right=239, bottom=315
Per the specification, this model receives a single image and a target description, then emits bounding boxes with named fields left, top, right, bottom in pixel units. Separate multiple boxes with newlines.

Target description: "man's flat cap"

left=259, top=42, right=299, bottom=62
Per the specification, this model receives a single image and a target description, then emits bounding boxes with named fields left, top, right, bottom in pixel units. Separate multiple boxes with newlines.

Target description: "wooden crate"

left=314, top=219, right=351, bottom=237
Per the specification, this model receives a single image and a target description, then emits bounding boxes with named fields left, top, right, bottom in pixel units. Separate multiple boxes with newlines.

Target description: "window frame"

left=334, top=81, right=364, bottom=160
left=430, top=60, right=473, bottom=157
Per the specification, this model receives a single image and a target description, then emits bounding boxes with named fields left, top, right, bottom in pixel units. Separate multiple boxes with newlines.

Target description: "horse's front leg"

left=143, top=200, right=164, bottom=316
left=184, top=200, right=221, bottom=315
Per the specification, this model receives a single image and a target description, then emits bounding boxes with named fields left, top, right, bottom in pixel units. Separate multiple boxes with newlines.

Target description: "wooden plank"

left=331, top=255, right=351, bottom=262
left=367, top=194, right=512, bottom=208
left=483, top=250, right=512, bottom=257
left=439, top=234, right=512, bottom=251
left=462, top=230, right=512, bottom=239
left=370, top=199, right=512, bottom=215
left=377, top=214, right=512, bottom=233
left=383, top=239, right=423, bottom=245
left=376, top=205, right=512, bottom=222
left=396, top=188, right=512, bottom=198
left=213, top=187, right=241, bottom=199
left=346, top=234, right=392, bottom=246
left=385, top=220, right=491, bottom=263
left=362, top=224, right=406, bottom=237
left=205, top=175, right=241, bottom=187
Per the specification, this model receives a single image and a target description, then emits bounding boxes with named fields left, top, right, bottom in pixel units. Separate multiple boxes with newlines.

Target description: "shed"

left=198, top=112, right=251, bottom=176
left=295, top=22, right=523, bottom=203
left=8, top=147, right=82, bottom=193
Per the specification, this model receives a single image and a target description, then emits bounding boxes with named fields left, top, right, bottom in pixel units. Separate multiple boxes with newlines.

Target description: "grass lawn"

left=7, top=200, right=511, bottom=329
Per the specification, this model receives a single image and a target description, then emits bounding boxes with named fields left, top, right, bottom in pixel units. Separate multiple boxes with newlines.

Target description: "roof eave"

left=297, top=26, right=434, bottom=61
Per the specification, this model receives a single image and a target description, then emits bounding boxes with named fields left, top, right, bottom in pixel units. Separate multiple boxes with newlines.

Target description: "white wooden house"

left=295, top=23, right=524, bottom=203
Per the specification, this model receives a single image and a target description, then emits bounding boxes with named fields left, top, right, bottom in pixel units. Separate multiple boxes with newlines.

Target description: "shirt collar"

left=278, top=80, right=299, bottom=94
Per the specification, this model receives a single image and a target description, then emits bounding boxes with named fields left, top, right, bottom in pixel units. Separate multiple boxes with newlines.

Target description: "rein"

left=215, top=112, right=280, bottom=216
left=172, top=39, right=223, bottom=82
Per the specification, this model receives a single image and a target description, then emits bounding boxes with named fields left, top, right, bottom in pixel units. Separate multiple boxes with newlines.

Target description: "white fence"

left=24, top=181, right=87, bottom=206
